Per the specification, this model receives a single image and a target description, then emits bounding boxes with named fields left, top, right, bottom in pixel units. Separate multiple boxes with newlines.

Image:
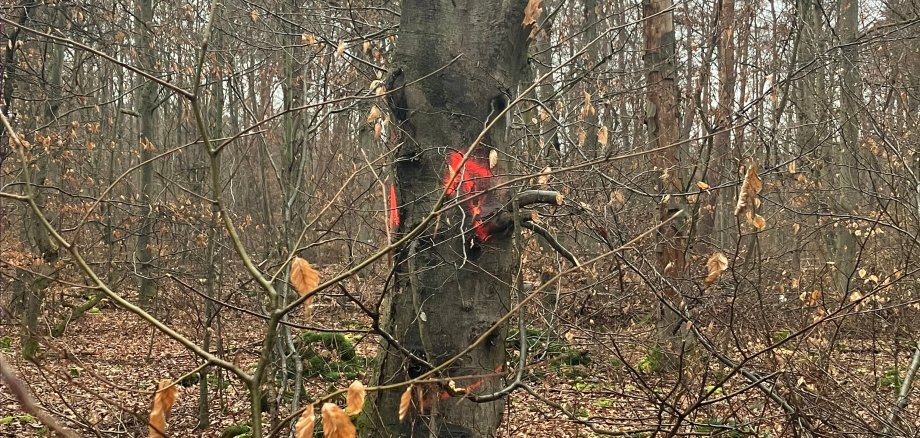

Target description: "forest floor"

left=2, top=290, right=916, bottom=437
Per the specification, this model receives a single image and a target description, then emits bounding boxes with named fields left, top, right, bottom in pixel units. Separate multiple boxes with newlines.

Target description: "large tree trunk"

left=643, top=0, right=688, bottom=359
left=368, top=1, right=531, bottom=436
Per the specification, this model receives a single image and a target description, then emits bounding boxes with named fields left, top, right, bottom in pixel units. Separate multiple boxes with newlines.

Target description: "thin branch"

left=0, top=354, right=80, bottom=438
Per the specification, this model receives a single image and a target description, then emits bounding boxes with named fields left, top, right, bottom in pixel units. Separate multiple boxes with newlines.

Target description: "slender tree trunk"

left=368, top=1, right=531, bottom=436
left=20, top=5, right=65, bottom=359
left=643, top=0, right=689, bottom=359
left=135, top=0, right=158, bottom=308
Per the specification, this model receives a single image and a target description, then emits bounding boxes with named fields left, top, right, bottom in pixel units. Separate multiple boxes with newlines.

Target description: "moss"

left=297, top=331, right=365, bottom=382
left=219, top=423, right=251, bottom=438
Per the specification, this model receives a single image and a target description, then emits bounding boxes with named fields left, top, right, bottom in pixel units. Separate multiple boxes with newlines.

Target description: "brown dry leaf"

left=366, top=105, right=381, bottom=124
left=295, top=404, right=315, bottom=438
left=734, top=164, right=763, bottom=217
left=302, top=33, right=316, bottom=45
left=522, top=0, right=543, bottom=41
left=374, top=120, right=383, bottom=140
left=577, top=127, right=587, bottom=146
left=249, top=9, right=260, bottom=22
left=752, top=214, right=767, bottom=231
left=321, top=403, right=356, bottom=438
left=148, top=380, right=178, bottom=438
left=705, top=252, right=729, bottom=285
left=597, top=126, right=609, bottom=146
left=398, top=385, right=413, bottom=422
left=792, top=223, right=801, bottom=235
left=488, top=149, right=498, bottom=169
left=696, top=181, right=710, bottom=190
left=581, top=91, right=596, bottom=118
left=335, top=40, right=346, bottom=58
left=536, top=167, right=552, bottom=186
left=344, top=381, right=366, bottom=416
left=290, top=257, right=320, bottom=319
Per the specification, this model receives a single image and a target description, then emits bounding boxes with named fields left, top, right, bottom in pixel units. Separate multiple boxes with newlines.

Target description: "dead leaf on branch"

left=344, top=381, right=366, bottom=416
left=597, top=126, right=609, bottom=146
left=290, top=257, right=320, bottom=319
left=705, top=252, right=729, bottom=285
left=321, top=403, right=356, bottom=438
left=295, top=404, right=315, bottom=438
left=734, top=163, right=765, bottom=230
left=734, top=164, right=762, bottom=216
left=398, top=385, right=413, bottom=421
left=148, top=379, right=178, bottom=438
left=522, top=0, right=543, bottom=41
left=366, top=105, right=381, bottom=124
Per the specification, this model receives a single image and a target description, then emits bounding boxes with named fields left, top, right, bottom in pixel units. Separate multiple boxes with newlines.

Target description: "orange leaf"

left=321, top=403, right=356, bottom=438
left=398, top=385, right=412, bottom=422
left=290, top=257, right=320, bottom=319
left=148, top=380, right=178, bottom=438
left=733, top=164, right=762, bottom=217
left=345, top=381, right=366, bottom=416
left=704, top=252, right=728, bottom=285
left=295, top=404, right=315, bottom=438
left=597, top=126, right=609, bottom=146
left=522, top=0, right=543, bottom=40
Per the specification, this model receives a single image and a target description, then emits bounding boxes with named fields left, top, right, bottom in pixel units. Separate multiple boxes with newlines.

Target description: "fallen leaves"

left=148, top=380, right=178, bottom=438
left=290, top=257, right=320, bottom=319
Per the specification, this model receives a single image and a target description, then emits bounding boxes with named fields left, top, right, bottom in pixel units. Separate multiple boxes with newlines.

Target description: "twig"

left=0, top=353, right=80, bottom=438
left=883, top=340, right=920, bottom=435
left=522, top=222, right=580, bottom=267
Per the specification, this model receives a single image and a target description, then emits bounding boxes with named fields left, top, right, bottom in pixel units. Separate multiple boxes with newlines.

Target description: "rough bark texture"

left=642, top=0, right=688, bottom=356
left=368, top=1, right=530, bottom=436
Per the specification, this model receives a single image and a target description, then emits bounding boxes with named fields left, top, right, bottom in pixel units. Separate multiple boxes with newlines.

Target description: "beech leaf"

left=321, top=403, right=356, bottom=438
left=290, top=257, right=320, bottom=319
left=734, top=164, right=763, bottom=217
left=705, top=252, right=729, bottom=285
left=522, top=0, right=543, bottom=40
left=398, top=385, right=412, bottom=422
left=148, top=380, right=178, bottom=438
left=295, top=404, right=315, bottom=438
left=597, top=126, right=609, bottom=146
left=344, top=381, right=366, bottom=416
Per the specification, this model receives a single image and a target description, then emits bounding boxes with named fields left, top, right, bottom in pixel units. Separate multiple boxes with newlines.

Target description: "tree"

left=368, top=1, right=540, bottom=435
left=642, top=0, right=688, bottom=360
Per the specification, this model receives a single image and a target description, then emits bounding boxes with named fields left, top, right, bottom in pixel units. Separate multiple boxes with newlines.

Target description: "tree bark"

left=135, top=0, right=158, bottom=308
left=643, top=0, right=689, bottom=359
left=368, top=1, right=531, bottom=436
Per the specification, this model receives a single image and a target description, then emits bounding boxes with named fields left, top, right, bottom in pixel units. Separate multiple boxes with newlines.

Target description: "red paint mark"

left=443, top=149, right=494, bottom=242
left=388, top=183, right=399, bottom=229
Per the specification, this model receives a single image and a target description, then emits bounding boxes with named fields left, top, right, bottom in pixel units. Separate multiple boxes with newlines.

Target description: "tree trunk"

left=643, top=0, right=689, bottom=359
left=135, top=0, right=158, bottom=308
left=368, top=1, right=531, bottom=436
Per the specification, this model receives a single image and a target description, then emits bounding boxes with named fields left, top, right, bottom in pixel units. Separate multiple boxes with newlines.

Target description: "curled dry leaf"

left=696, top=181, right=710, bottom=191
left=344, top=381, right=366, bottom=416
left=321, top=403, right=356, bottom=438
left=522, top=0, right=543, bottom=41
left=398, top=385, right=413, bottom=422
left=705, top=252, right=729, bottom=285
left=597, top=125, right=609, bottom=146
left=295, top=404, right=315, bottom=438
left=752, top=214, right=767, bottom=231
left=734, top=164, right=763, bottom=217
left=488, top=149, right=498, bottom=169
left=148, top=379, right=178, bottom=438
left=290, top=257, right=320, bottom=319
left=366, top=105, right=381, bottom=124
